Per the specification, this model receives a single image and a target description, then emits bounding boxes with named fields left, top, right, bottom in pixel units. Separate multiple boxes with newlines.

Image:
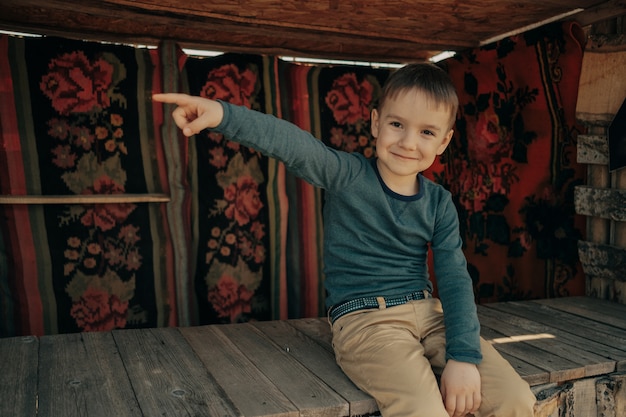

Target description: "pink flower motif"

left=118, top=224, right=140, bottom=245
left=457, top=163, right=491, bottom=212
left=239, top=237, right=253, bottom=258
left=519, top=231, right=533, bottom=250
left=329, top=127, right=346, bottom=148
left=64, top=249, right=80, bottom=260
left=209, top=147, right=228, bottom=169
left=254, top=245, right=265, bottom=264
left=110, top=113, right=123, bottom=126
left=207, top=274, right=254, bottom=321
left=40, top=51, right=114, bottom=115
left=87, top=243, right=101, bottom=255
left=468, top=112, right=502, bottom=163
left=67, top=236, right=81, bottom=247
left=71, top=125, right=95, bottom=151
left=83, top=258, right=97, bottom=268
left=325, top=73, right=373, bottom=125
left=47, top=118, right=70, bottom=140
left=250, top=221, right=265, bottom=240
left=125, top=248, right=142, bottom=271
left=223, top=176, right=263, bottom=226
left=104, top=244, right=124, bottom=266
left=200, top=64, right=257, bottom=108
left=70, top=286, right=128, bottom=332
left=51, top=145, right=77, bottom=169
left=80, top=176, right=136, bottom=231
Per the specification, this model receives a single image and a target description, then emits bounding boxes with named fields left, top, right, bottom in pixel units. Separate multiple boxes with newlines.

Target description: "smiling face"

left=371, top=88, right=454, bottom=196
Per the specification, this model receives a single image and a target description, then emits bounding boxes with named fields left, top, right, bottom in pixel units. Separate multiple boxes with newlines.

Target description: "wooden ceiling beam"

left=573, top=0, right=626, bottom=26
left=0, top=0, right=623, bottom=63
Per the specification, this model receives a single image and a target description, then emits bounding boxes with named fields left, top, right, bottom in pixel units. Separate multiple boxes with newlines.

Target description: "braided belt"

left=329, top=290, right=431, bottom=324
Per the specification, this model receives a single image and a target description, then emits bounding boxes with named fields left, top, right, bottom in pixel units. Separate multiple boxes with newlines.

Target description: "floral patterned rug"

left=430, top=21, right=587, bottom=301
left=184, top=54, right=278, bottom=324
left=0, top=21, right=587, bottom=336
left=0, top=36, right=174, bottom=335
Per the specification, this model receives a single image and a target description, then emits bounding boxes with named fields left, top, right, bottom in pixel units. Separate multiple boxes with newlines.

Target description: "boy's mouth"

left=391, top=152, right=418, bottom=161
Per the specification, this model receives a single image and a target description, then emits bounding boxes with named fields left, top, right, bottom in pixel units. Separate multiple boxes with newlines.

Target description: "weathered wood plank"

left=0, top=336, right=38, bottom=417
left=480, top=302, right=626, bottom=367
left=585, top=156, right=612, bottom=246
left=578, top=240, right=626, bottom=281
left=478, top=305, right=617, bottom=377
left=480, top=325, right=556, bottom=385
left=495, top=350, right=550, bottom=387
left=614, top=167, right=626, bottom=261
left=574, top=186, right=626, bottom=221
left=287, top=317, right=333, bottom=353
left=485, top=300, right=626, bottom=352
left=577, top=135, right=609, bottom=165
left=534, top=296, right=626, bottom=330
left=532, top=382, right=573, bottom=417
left=254, top=320, right=378, bottom=417
left=573, top=378, right=600, bottom=417
left=218, top=323, right=350, bottom=417
left=180, top=325, right=299, bottom=417
left=576, top=50, right=626, bottom=118
left=586, top=277, right=626, bottom=306
left=0, top=193, right=170, bottom=204
left=113, top=327, right=239, bottom=417
left=596, top=372, right=626, bottom=416
left=479, top=312, right=590, bottom=383
left=2, top=296, right=625, bottom=417
left=490, top=298, right=626, bottom=371
left=37, top=332, right=142, bottom=417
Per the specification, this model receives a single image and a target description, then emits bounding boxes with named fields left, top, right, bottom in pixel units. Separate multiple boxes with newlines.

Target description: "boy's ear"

left=370, top=109, right=380, bottom=138
left=436, top=129, right=454, bottom=155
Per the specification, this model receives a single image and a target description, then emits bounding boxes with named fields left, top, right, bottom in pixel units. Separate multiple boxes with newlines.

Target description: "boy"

left=153, top=63, right=536, bottom=417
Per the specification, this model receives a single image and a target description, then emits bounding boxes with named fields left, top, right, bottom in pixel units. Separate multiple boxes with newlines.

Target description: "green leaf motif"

left=101, top=52, right=128, bottom=109
left=205, top=258, right=262, bottom=292
left=61, top=152, right=127, bottom=193
left=66, top=268, right=135, bottom=302
left=216, top=153, right=265, bottom=189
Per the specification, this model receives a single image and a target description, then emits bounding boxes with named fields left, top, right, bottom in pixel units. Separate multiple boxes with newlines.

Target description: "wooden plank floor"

left=1, top=296, right=625, bottom=417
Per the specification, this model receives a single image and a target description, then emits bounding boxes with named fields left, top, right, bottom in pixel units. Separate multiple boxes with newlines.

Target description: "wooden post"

left=575, top=25, right=626, bottom=303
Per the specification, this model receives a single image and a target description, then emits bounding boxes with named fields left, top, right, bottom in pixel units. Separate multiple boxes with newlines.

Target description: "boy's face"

left=371, top=89, right=454, bottom=195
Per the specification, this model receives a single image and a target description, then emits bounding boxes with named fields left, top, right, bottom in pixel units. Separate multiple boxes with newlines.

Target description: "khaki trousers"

left=331, top=298, right=536, bottom=417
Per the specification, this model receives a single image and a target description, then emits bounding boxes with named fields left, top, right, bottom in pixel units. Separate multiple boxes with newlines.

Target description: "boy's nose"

left=398, top=133, right=418, bottom=150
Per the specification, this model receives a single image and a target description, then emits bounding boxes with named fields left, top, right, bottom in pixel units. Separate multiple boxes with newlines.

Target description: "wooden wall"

left=575, top=16, right=626, bottom=304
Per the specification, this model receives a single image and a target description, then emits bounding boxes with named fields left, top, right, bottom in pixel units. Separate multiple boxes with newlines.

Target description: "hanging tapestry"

left=0, top=36, right=174, bottom=336
left=429, top=21, right=587, bottom=302
left=0, top=24, right=590, bottom=336
left=183, top=53, right=286, bottom=323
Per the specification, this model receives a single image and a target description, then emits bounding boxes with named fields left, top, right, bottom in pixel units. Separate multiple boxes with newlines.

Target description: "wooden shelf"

left=0, top=194, right=170, bottom=204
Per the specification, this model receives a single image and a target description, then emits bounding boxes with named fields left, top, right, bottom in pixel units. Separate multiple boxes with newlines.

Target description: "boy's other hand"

left=152, top=93, right=224, bottom=137
left=440, top=359, right=481, bottom=417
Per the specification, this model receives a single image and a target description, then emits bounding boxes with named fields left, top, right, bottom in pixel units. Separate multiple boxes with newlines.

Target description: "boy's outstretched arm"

left=152, top=93, right=224, bottom=137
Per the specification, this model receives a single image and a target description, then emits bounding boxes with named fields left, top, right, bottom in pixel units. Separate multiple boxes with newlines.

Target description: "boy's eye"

left=422, top=130, right=435, bottom=136
left=390, top=121, right=402, bottom=128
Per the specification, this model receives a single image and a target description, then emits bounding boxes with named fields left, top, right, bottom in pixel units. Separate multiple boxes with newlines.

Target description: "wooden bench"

left=1, top=296, right=625, bottom=417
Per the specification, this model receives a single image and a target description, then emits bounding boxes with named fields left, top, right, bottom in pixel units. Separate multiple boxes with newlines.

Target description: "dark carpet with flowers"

left=0, top=21, right=587, bottom=336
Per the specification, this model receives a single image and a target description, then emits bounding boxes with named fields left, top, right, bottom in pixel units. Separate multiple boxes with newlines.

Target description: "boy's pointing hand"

left=152, top=93, right=224, bottom=137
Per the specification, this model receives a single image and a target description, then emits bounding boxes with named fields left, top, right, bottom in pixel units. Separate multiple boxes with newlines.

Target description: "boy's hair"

left=378, top=63, right=459, bottom=129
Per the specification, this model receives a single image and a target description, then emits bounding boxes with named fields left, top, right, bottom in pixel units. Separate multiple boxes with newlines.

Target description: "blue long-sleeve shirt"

left=214, top=101, right=482, bottom=364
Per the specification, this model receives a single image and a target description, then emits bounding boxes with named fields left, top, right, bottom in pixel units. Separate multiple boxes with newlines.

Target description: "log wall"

left=575, top=16, right=626, bottom=304
left=528, top=17, right=626, bottom=416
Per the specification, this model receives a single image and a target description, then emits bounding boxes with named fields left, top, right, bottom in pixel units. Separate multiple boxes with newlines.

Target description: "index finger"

left=152, top=93, right=191, bottom=104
